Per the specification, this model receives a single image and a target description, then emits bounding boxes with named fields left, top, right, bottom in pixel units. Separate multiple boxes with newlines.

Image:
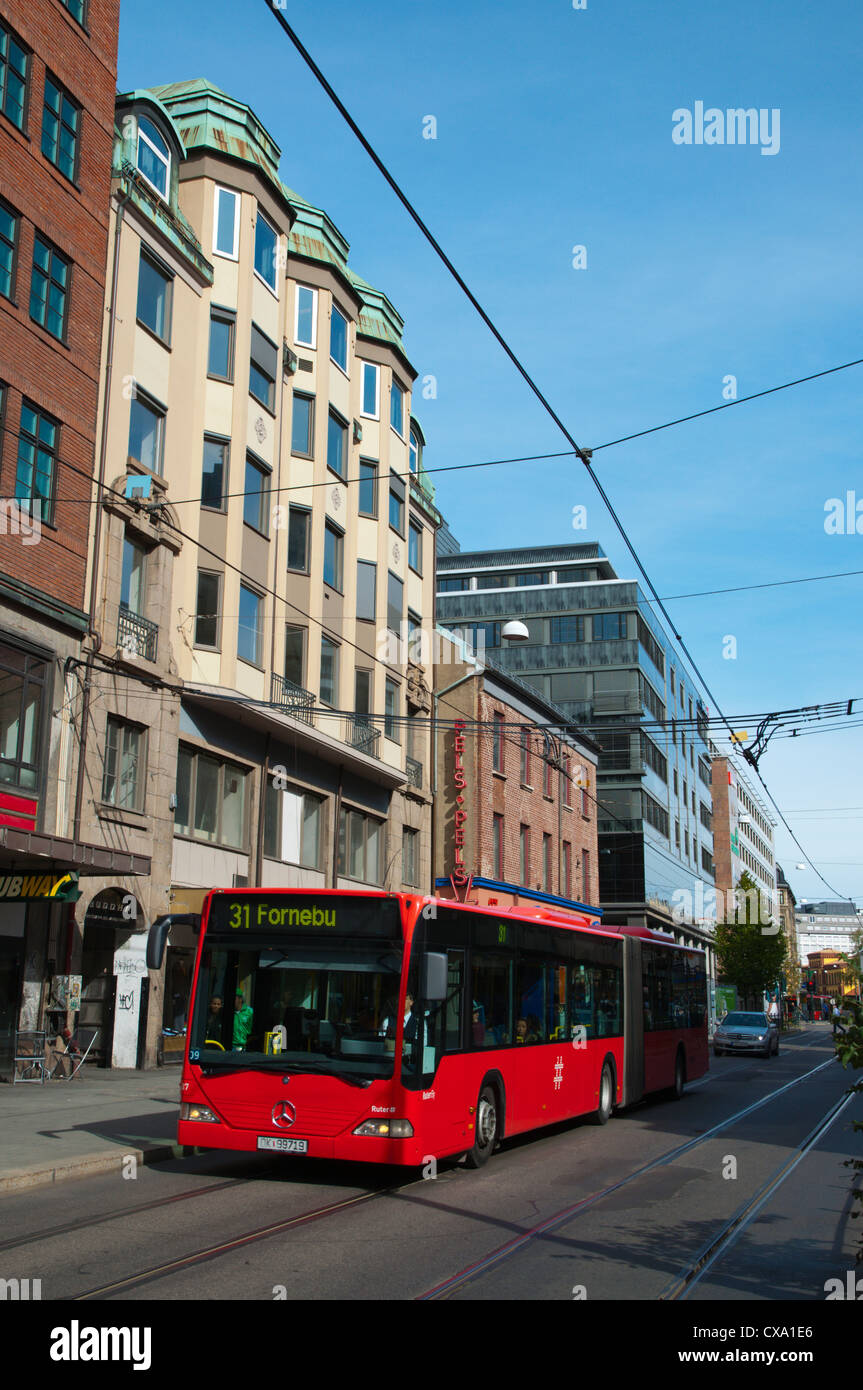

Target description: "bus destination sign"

left=206, top=893, right=401, bottom=937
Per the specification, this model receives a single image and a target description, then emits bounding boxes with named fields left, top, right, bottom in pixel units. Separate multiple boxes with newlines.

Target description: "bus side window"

left=568, top=963, right=595, bottom=1041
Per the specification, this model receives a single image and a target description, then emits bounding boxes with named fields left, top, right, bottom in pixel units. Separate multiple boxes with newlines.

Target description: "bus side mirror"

left=421, top=951, right=448, bottom=1002
left=146, top=914, right=200, bottom=970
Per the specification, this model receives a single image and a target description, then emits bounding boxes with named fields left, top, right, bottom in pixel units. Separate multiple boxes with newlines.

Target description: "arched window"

left=137, top=115, right=170, bottom=200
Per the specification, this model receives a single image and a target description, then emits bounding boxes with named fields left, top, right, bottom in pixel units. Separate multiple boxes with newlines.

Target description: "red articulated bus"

left=150, top=889, right=708, bottom=1168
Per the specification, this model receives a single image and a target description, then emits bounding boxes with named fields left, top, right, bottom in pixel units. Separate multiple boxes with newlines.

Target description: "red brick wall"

left=0, top=0, right=119, bottom=615
left=432, top=677, right=600, bottom=907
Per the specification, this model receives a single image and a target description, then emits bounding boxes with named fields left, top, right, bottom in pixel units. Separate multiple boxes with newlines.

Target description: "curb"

left=0, top=1141, right=182, bottom=1193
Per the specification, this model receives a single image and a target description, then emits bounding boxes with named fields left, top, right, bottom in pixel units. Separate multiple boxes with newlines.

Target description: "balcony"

left=406, top=756, right=423, bottom=789
left=117, top=607, right=158, bottom=663
left=345, top=714, right=380, bottom=759
left=271, top=674, right=316, bottom=725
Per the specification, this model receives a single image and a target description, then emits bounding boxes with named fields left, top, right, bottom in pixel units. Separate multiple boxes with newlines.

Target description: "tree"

left=713, top=871, right=787, bottom=1010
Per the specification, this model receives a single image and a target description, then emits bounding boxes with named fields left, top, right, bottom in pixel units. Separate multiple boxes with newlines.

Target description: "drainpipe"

left=330, top=764, right=343, bottom=888
left=255, top=732, right=272, bottom=887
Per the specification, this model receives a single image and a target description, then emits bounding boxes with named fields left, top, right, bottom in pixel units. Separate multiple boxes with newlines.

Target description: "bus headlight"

left=353, top=1118, right=414, bottom=1138
left=180, top=1103, right=221, bottom=1123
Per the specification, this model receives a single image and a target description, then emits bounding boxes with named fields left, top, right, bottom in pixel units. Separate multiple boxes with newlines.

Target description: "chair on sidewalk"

left=47, top=1026, right=99, bottom=1080
left=13, top=1030, right=48, bottom=1084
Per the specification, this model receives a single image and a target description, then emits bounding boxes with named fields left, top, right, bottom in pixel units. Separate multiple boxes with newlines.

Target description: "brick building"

left=433, top=632, right=600, bottom=912
left=0, top=0, right=141, bottom=1077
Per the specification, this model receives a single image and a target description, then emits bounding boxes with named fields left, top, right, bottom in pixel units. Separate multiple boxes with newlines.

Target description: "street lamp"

left=501, top=620, right=530, bottom=642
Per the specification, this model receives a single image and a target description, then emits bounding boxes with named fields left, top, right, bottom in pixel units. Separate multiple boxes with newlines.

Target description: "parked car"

left=713, top=1010, right=779, bottom=1058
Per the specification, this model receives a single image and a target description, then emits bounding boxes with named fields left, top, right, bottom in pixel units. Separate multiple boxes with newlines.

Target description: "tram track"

left=416, top=1048, right=842, bottom=1300
left=69, top=1180, right=421, bottom=1301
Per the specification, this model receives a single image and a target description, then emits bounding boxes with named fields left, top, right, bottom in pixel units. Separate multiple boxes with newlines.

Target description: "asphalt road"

left=2, top=1026, right=859, bottom=1302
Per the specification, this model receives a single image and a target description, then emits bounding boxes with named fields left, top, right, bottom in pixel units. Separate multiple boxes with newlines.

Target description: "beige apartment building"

left=72, top=80, right=440, bottom=1066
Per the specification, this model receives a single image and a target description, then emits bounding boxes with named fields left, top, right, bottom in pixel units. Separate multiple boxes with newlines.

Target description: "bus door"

left=622, top=937, right=644, bottom=1107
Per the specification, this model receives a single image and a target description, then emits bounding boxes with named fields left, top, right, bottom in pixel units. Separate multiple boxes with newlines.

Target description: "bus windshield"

left=189, top=938, right=404, bottom=1080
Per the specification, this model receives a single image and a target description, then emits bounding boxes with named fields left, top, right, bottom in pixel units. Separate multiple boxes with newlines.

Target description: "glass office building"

left=436, top=544, right=717, bottom=941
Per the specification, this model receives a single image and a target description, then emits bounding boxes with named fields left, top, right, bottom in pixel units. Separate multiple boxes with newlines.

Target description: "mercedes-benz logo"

left=271, top=1100, right=296, bottom=1129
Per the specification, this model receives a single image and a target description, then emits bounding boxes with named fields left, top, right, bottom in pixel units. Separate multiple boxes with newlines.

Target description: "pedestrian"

left=831, top=1000, right=847, bottom=1037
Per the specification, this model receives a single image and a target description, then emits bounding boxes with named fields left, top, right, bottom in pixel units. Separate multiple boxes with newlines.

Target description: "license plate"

left=257, top=1136, right=308, bottom=1153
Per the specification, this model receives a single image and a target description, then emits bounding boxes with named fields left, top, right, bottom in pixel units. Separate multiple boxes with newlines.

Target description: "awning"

left=0, top=826, right=150, bottom=877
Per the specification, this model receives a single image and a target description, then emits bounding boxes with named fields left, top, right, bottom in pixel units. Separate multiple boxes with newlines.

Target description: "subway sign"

left=0, top=872, right=79, bottom=902
left=206, top=893, right=402, bottom=937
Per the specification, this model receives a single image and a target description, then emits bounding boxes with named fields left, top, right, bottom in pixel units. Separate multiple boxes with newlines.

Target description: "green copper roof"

left=128, top=80, right=411, bottom=355
left=150, top=80, right=284, bottom=198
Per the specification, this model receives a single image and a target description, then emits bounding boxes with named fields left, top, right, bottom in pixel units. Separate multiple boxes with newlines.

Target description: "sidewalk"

left=0, top=1065, right=183, bottom=1192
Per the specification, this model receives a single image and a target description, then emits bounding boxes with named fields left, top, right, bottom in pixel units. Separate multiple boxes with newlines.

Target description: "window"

left=407, top=612, right=423, bottom=664
left=338, top=807, right=383, bottom=884
left=249, top=323, right=277, bottom=412
left=243, top=454, right=270, bottom=534
left=408, top=520, right=422, bottom=573
left=593, top=612, right=627, bottom=640
left=390, top=380, right=404, bottom=435
left=543, top=833, right=553, bottom=891
left=387, top=571, right=403, bottom=633
left=0, top=23, right=28, bottom=131
left=121, top=537, right=146, bottom=615
left=128, top=390, right=165, bottom=474
left=385, top=679, right=399, bottom=741
left=254, top=210, right=278, bottom=291
left=102, top=718, right=145, bottom=811
left=264, top=782, right=322, bottom=868
left=360, top=361, right=379, bottom=417
left=320, top=636, right=339, bottom=704
left=389, top=471, right=405, bottom=533
left=16, top=402, right=57, bottom=523
left=0, top=197, right=17, bottom=300
left=437, top=576, right=469, bottom=592
left=291, top=392, right=314, bottom=457
left=582, top=848, right=591, bottom=902
left=409, top=428, right=419, bottom=474
left=330, top=305, right=348, bottom=371
left=550, top=615, right=584, bottom=644
left=562, top=754, right=572, bottom=808
left=286, top=507, right=310, bottom=572
left=493, top=712, right=504, bottom=773
left=41, top=74, right=79, bottom=182
left=137, top=248, right=172, bottom=343
left=520, top=824, right=530, bottom=884
left=520, top=729, right=531, bottom=785
left=357, top=560, right=376, bottom=622
left=30, top=236, right=70, bottom=340
left=60, top=0, right=86, bottom=22
left=194, top=571, right=221, bottom=648
left=0, top=642, right=47, bottom=791
left=237, top=585, right=262, bottom=665
left=324, top=521, right=343, bottom=590
left=201, top=435, right=228, bottom=510
left=355, top=668, right=371, bottom=717
left=212, top=186, right=240, bottom=257
left=461, top=621, right=501, bottom=652
left=544, top=757, right=553, bottom=798
left=493, top=814, right=504, bottom=876
left=472, top=953, right=513, bottom=1049
left=295, top=285, right=317, bottom=348
left=562, top=841, right=572, bottom=898
left=402, top=827, right=419, bottom=887
left=284, top=626, right=305, bottom=687
left=175, top=746, right=248, bottom=849
left=358, top=458, right=377, bottom=516
left=327, top=410, right=347, bottom=478
left=208, top=307, right=235, bottom=379
left=136, top=115, right=170, bottom=200
left=581, top=784, right=590, bottom=818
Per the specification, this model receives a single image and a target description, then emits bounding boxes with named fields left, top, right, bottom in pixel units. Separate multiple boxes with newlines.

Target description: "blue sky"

left=118, top=0, right=863, bottom=907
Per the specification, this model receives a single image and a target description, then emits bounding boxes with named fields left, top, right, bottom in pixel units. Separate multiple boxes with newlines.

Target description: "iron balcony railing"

left=117, top=606, right=158, bottom=662
left=271, top=673, right=316, bottom=725
left=346, top=714, right=380, bottom=759
left=406, top=756, right=423, bottom=789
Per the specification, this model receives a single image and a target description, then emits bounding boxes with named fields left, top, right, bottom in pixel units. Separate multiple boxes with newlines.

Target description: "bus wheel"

left=671, top=1049, right=685, bottom=1100
left=591, top=1063, right=614, bottom=1125
left=464, top=1084, right=498, bottom=1168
